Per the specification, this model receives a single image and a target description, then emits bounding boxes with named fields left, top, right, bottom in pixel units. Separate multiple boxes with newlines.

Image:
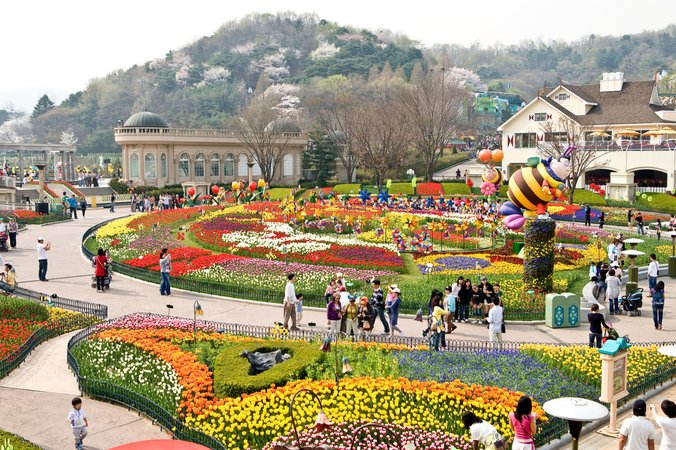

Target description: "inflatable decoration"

left=478, top=148, right=504, bottom=198
left=480, top=181, right=497, bottom=197
left=411, top=176, right=417, bottom=188
left=466, top=179, right=474, bottom=188
left=386, top=179, right=392, bottom=189
left=358, top=189, right=371, bottom=204
left=499, top=146, right=575, bottom=231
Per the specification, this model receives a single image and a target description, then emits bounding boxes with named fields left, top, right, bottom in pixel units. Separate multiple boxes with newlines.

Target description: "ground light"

left=542, top=397, right=608, bottom=450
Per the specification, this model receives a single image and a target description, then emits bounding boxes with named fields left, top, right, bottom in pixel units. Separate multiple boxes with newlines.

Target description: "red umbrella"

left=109, top=440, right=211, bottom=450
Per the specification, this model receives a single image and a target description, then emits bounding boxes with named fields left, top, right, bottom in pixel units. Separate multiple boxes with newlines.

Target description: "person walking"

left=588, top=303, right=610, bottom=348
left=607, top=269, right=622, bottom=315
left=36, top=237, right=50, bottom=281
left=327, top=293, right=342, bottom=333
left=67, top=194, right=79, bottom=219
left=387, top=287, right=402, bottom=336
left=68, top=397, right=89, bottom=450
left=357, top=297, right=373, bottom=338
left=619, top=399, right=657, bottom=450
left=61, top=192, right=69, bottom=216
left=283, top=273, right=298, bottom=330
left=627, top=209, right=634, bottom=232
left=93, top=248, right=110, bottom=293
left=508, top=396, right=538, bottom=450
left=599, top=211, right=605, bottom=229
left=649, top=400, right=676, bottom=450
left=343, top=295, right=359, bottom=338
left=652, top=280, right=665, bottom=330
left=648, top=254, right=659, bottom=295
left=370, top=279, right=389, bottom=335
left=110, top=193, right=116, bottom=213
left=79, top=197, right=87, bottom=218
left=458, top=279, right=472, bottom=323
left=159, top=248, right=172, bottom=295
left=462, top=411, right=505, bottom=450
left=487, top=297, right=504, bottom=350
left=584, top=205, right=592, bottom=227
left=656, top=219, right=663, bottom=242
left=635, top=211, right=645, bottom=235
left=7, top=217, right=18, bottom=248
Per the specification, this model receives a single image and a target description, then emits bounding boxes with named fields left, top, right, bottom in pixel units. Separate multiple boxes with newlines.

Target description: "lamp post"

left=193, top=300, right=203, bottom=345
left=247, top=161, right=255, bottom=184
left=542, top=397, right=608, bottom=450
left=620, top=248, right=645, bottom=295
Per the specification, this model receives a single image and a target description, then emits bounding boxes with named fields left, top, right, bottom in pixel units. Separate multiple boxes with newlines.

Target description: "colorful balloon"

left=478, top=149, right=492, bottom=163
left=491, top=149, right=504, bottom=163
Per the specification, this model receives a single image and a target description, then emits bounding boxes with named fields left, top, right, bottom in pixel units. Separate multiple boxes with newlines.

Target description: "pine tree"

left=31, top=94, right=55, bottom=119
left=304, top=129, right=338, bottom=186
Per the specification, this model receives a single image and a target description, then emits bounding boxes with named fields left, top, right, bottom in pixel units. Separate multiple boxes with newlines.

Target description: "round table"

left=543, top=397, right=608, bottom=450
left=658, top=345, right=676, bottom=358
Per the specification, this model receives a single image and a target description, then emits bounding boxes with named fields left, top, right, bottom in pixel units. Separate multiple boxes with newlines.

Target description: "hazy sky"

left=1, top=0, right=673, bottom=111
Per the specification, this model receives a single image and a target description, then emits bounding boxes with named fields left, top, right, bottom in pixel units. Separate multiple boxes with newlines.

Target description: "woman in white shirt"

left=651, top=400, right=676, bottom=450
left=462, top=411, right=505, bottom=450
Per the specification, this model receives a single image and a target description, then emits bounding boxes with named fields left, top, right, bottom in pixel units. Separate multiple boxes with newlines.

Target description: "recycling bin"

left=545, top=293, right=581, bottom=328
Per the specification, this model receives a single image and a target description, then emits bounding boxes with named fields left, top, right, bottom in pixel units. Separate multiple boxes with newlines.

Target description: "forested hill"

left=28, top=12, right=675, bottom=153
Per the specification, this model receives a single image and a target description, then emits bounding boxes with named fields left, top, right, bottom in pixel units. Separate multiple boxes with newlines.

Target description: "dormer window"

left=533, top=113, right=548, bottom=121
left=556, top=93, right=570, bottom=101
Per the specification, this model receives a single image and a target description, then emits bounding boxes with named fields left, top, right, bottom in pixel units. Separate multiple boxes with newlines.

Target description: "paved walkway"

left=0, top=206, right=674, bottom=448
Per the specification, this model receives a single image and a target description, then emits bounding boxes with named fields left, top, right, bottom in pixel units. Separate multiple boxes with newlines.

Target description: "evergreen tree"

left=304, top=128, right=338, bottom=186
left=31, top=94, right=55, bottom=119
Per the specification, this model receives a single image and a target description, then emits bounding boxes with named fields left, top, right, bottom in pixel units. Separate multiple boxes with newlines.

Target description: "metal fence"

left=12, top=286, right=108, bottom=320
left=82, top=223, right=546, bottom=321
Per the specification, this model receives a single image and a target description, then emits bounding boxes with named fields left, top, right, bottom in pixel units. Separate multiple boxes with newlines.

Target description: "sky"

left=1, top=0, right=673, bottom=112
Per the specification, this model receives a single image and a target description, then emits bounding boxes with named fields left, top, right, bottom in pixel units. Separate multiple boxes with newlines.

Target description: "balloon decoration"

left=480, top=181, right=497, bottom=197
left=500, top=146, right=575, bottom=231
left=386, top=179, right=392, bottom=189
left=477, top=149, right=492, bottom=163
left=411, top=176, right=417, bottom=188
left=477, top=148, right=504, bottom=198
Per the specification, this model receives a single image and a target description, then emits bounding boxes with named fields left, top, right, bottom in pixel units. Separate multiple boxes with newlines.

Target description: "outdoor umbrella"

left=615, top=129, right=640, bottom=137
left=589, top=130, right=610, bottom=137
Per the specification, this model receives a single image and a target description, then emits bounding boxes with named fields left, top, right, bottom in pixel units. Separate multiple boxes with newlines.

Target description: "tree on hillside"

left=304, top=128, right=338, bottom=186
left=537, top=117, right=609, bottom=205
left=234, top=93, right=297, bottom=182
left=31, top=94, right=54, bottom=119
left=398, top=71, right=469, bottom=181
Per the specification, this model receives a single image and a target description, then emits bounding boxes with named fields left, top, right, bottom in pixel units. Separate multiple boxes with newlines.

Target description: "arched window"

left=210, top=154, right=220, bottom=178
left=252, top=159, right=262, bottom=177
left=160, top=153, right=167, bottom=178
left=178, top=153, right=190, bottom=178
left=237, top=153, right=248, bottom=177
left=224, top=153, right=235, bottom=177
left=144, top=153, right=156, bottom=178
left=195, top=153, right=206, bottom=177
left=283, top=154, right=293, bottom=176
left=130, top=153, right=139, bottom=178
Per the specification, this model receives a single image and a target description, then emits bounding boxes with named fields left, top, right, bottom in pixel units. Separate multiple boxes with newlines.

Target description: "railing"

left=67, top=324, right=227, bottom=449
left=12, top=286, right=108, bottom=320
left=114, top=127, right=306, bottom=140
left=0, top=176, right=16, bottom=188
left=637, top=186, right=669, bottom=193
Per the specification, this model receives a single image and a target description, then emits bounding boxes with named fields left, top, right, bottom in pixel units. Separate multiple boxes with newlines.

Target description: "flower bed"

left=72, top=317, right=675, bottom=450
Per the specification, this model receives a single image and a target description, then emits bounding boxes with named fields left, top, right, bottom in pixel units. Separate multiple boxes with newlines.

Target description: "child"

left=471, top=285, right=484, bottom=324
left=295, top=293, right=304, bottom=324
left=68, top=397, right=88, bottom=450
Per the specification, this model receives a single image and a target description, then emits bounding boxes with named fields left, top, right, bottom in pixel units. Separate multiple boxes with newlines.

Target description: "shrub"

left=388, top=182, right=415, bottom=195
left=266, top=188, right=293, bottom=200
left=214, top=340, right=324, bottom=398
left=109, top=177, right=129, bottom=194
left=440, top=182, right=471, bottom=195
left=333, top=184, right=361, bottom=195
left=573, top=189, right=606, bottom=206
left=0, top=297, right=49, bottom=322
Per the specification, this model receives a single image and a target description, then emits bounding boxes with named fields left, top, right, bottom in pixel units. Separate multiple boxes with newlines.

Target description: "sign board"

left=600, top=352, right=629, bottom=403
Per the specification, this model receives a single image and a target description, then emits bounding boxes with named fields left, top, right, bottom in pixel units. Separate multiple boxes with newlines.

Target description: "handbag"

left=501, top=322, right=506, bottom=334
left=363, top=321, right=372, bottom=331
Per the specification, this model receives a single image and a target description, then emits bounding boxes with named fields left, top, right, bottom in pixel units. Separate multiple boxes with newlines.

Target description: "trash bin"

left=545, top=293, right=581, bottom=328
left=513, top=242, right=524, bottom=255
left=669, top=256, right=676, bottom=278
left=35, top=202, right=49, bottom=214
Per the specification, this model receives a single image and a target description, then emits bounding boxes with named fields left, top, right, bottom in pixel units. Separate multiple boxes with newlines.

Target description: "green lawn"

left=266, top=188, right=292, bottom=200
left=440, top=182, right=471, bottom=196
left=0, top=429, right=41, bottom=449
left=333, top=184, right=361, bottom=195
left=572, top=189, right=606, bottom=206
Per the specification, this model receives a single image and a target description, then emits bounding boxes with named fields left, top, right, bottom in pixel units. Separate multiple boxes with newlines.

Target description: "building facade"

left=115, top=112, right=307, bottom=188
left=497, top=73, right=676, bottom=200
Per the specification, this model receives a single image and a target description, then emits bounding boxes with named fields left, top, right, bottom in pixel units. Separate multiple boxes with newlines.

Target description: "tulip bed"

left=71, top=314, right=675, bottom=450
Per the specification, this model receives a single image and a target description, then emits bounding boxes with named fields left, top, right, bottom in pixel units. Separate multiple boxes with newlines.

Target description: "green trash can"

left=545, top=293, right=581, bottom=328
left=669, top=256, right=676, bottom=278
left=513, top=242, right=525, bottom=255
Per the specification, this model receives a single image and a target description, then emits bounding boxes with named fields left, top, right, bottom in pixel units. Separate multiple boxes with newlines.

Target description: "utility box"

left=669, top=256, right=676, bottom=278
left=545, top=293, right=581, bottom=328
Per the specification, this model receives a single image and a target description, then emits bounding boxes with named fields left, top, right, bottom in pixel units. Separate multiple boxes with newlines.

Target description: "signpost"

left=598, top=343, right=630, bottom=436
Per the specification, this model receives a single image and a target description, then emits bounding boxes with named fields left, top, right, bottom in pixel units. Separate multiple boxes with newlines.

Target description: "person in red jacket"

left=93, top=248, right=110, bottom=293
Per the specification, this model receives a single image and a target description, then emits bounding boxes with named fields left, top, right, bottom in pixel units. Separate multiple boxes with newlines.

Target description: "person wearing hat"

left=357, top=297, right=373, bottom=338
left=342, top=294, right=359, bottom=338
left=36, top=237, right=51, bottom=281
left=619, top=399, right=657, bottom=450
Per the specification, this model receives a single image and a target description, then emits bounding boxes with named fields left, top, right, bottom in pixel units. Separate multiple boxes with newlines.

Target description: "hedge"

left=388, top=183, right=415, bottom=195
left=333, top=184, right=361, bottom=195
left=214, top=340, right=324, bottom=398
left=440, top=182, right=471, bottom=196
left=0, top=430, right=41, bottom=450
left=573, top=189, right=606, bottom=206
left=266, top=188, right=292, bottom=200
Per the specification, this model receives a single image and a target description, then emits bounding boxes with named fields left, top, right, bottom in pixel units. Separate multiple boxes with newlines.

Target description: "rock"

left=240, top=349, right=291, bottom=374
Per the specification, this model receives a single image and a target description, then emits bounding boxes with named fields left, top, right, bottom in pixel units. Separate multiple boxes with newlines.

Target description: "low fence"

left=68, top=313, right=676, bottom=448
left=82, top=222, right=546, bottom=321
left=12, top=286, right=108, bottom=320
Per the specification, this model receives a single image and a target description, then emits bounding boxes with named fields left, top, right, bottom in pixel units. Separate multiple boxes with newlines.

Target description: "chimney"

left=600, top=72, right=624, bottom=92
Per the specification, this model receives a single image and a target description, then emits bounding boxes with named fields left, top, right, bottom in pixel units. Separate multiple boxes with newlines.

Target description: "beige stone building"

left=115, top=112, right=307, bottom=189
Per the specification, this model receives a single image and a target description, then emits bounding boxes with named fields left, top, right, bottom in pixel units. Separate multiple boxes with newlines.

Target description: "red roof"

left=109, top=440, right=211, bottom=450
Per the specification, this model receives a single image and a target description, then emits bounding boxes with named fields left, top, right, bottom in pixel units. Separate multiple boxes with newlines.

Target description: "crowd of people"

left=130, top=193, right=183, bottom=212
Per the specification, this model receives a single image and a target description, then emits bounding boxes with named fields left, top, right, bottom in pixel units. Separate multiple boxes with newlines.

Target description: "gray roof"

left=123, top=111, right=168, bottom=128
left=549, top=81, right=675, bottom=125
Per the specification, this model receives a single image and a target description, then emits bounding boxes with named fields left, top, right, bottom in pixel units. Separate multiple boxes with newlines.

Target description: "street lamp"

left=542, top=397, right=608, bottom=450
left=193, top=300, right=203, bottom=345
left=620, top=248, right=645, bottom=295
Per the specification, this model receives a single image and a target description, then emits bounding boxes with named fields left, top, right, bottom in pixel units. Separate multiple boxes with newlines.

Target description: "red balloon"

left=211, top=185, right=220, bottom=195
left=187, top=187, right=196, bottom=196
left=248, top=181, right=257, bottom=192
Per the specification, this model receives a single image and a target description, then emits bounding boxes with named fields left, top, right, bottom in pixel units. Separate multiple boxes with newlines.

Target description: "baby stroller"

left=91, top=265, right=112, bottom=290
left=620, top=288, right=643, bottom=316
left=602, top=325, right=620, bottom=345
left=0, top=231, right=8, bottom=252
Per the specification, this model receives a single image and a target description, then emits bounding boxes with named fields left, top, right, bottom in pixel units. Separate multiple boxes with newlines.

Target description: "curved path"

left=0, top=207, right=674, bottom=449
